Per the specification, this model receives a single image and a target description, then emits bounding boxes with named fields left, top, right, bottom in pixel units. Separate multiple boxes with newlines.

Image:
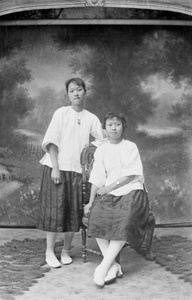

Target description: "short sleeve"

left=89, top=147, right=106, bottom=188
left=90, top=115, right=106, bottom=141
left=41, top=109, right=62, bottom=152
left=121, top=143, right=143, bottom=177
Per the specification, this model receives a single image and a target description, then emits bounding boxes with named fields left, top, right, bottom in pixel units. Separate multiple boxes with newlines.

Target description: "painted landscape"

left=0, top=25, right=192, bottom=225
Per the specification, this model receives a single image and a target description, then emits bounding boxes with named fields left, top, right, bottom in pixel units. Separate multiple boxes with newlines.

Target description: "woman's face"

left=105, top=117, right=123, bottom=142
left=67, top=81, right=86, bottom=107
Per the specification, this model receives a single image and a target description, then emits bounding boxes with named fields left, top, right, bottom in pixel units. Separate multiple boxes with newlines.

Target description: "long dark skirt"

left=87, top=189, right=149, bottom=251
left=37, top=166, right=83, bottom=232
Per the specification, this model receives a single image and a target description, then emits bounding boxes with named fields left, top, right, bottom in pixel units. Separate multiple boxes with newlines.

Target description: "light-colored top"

left=89, top=139, right=144, bottom=196
left=40, top=106, right=105, bottom=173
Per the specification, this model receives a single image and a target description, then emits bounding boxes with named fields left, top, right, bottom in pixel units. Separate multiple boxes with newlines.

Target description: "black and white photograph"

left=0, top=1, right=192, bottom=300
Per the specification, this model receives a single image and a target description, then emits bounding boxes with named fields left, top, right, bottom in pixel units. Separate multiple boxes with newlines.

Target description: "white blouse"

left=40, top=106, right=105, bottom=173
left=89, top=139, right=144, bottom=196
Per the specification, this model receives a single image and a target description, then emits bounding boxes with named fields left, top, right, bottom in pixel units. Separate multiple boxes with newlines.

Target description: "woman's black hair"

left=102, top=112, right=127, bottom=130
left=65, top=77, right=86, bottom=93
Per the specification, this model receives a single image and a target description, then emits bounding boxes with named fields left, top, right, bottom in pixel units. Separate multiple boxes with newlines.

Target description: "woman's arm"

left=84, top=184, right=99, bottom=214
left=41, top=109, right=62, bottom=153
left=84, top=175, right=135, bottom=213
left=97, top=175, right=135, bottom=196
left=48, top=143, right=61, bottom=184
left=90, top=115, right=106, bottom=141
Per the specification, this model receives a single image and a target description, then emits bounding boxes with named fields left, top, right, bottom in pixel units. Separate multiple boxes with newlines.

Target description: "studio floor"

left=0, top=227, right=192, bottom=300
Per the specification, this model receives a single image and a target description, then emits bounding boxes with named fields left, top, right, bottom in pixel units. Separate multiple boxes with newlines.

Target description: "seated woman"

left=84, top=112, right=150, bottom=288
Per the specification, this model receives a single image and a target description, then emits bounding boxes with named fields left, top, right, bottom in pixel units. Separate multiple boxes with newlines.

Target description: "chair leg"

left=143, top=213, right=156, bottom=261
left=82, top=225, right=87, bottom=262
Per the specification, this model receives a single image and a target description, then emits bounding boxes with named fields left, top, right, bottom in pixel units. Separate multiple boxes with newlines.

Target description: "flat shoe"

left=93, top=265, right=105, bottom=288
left=61, top=250, right=73, bottom=265
left=45, top=253, right=61, bottom=268
left=94, top=276, right=105, bottom=288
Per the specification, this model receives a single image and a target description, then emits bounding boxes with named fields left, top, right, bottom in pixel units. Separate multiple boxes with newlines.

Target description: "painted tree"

left=21, top=87, right=67, bottom=132
left=166, top=30, right=192, bottom=135
left=54, top=26, right=157, bottom=133
left=0, top=28, right=34, bottom=146
left=139, top=27, right=192, bottom=134
left=54, top=26, right=192, bottom=136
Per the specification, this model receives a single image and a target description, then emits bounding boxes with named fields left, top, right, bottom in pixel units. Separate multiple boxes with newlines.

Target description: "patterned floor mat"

left=0, top=238, right=63, bottom=300
left=0, top=235, right=191, bottom=300
left=153, top=235, right=192, bottom=284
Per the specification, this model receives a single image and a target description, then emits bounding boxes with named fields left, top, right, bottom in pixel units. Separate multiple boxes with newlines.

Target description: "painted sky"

left=14, top=27, right=73, bottom=97
left=141, top=75, right=185, bottom=131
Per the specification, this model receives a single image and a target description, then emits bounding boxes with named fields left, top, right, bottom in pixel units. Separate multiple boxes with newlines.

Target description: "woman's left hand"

left=97, top=186, right=111, bottom=196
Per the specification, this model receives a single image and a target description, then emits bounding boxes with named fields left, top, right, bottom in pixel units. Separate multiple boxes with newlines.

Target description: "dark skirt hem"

left=87, top=189, right=149, bottom=251
left=36, top=166, right=83, bottom=232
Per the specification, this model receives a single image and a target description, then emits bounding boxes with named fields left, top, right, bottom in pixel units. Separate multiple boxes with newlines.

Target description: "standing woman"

left=84, top=112, right=150, bottom=287
left=37, top=77, right=105, bottom=268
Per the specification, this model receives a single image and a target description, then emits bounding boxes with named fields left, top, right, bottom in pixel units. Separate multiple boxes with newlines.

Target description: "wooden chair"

left=80, top=143, right=156, bottom=262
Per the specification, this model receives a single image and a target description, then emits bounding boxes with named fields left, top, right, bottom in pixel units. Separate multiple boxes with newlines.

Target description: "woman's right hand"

left=51, top=167, right=61, bottom=184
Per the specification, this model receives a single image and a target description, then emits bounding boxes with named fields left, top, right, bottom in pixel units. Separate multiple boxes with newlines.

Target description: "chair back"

left=80, top=144, right=96, bottom=205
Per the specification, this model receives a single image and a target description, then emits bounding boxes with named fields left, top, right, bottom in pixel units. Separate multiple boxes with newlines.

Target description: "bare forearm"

left=97, top=175, right=135, bottom=195
left=109, top=175, right=135, bottom=191
left=84, top=184, right=99, bottom=214
left=47, top=144, right=61, bottom=184
left=89, top=184, right=99, bottom=205
left=84, top=175, right=136, bottom=214
left=48, top=143, right=59, bottom=169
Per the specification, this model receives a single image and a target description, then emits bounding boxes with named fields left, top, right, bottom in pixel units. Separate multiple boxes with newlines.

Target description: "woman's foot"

left=61, top=250, right=73, bottom=265
left=93, top=265, right=107, bottom=288
left=115, top=263, right=123, bottom=278
left=45, top=252, right=61, bottom=268
left=104, top=263, right=123, bottom=284
left=104, top=263, right=117, bottom=284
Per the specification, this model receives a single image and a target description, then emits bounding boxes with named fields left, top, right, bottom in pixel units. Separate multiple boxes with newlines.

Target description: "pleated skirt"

left=36, top=166, right=83, bottom=232
left=87, top=189, right=149, bottom=251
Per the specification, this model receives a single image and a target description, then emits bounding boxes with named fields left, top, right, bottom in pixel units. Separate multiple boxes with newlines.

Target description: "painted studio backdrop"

left=0, top=25, right=192, bottom=226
